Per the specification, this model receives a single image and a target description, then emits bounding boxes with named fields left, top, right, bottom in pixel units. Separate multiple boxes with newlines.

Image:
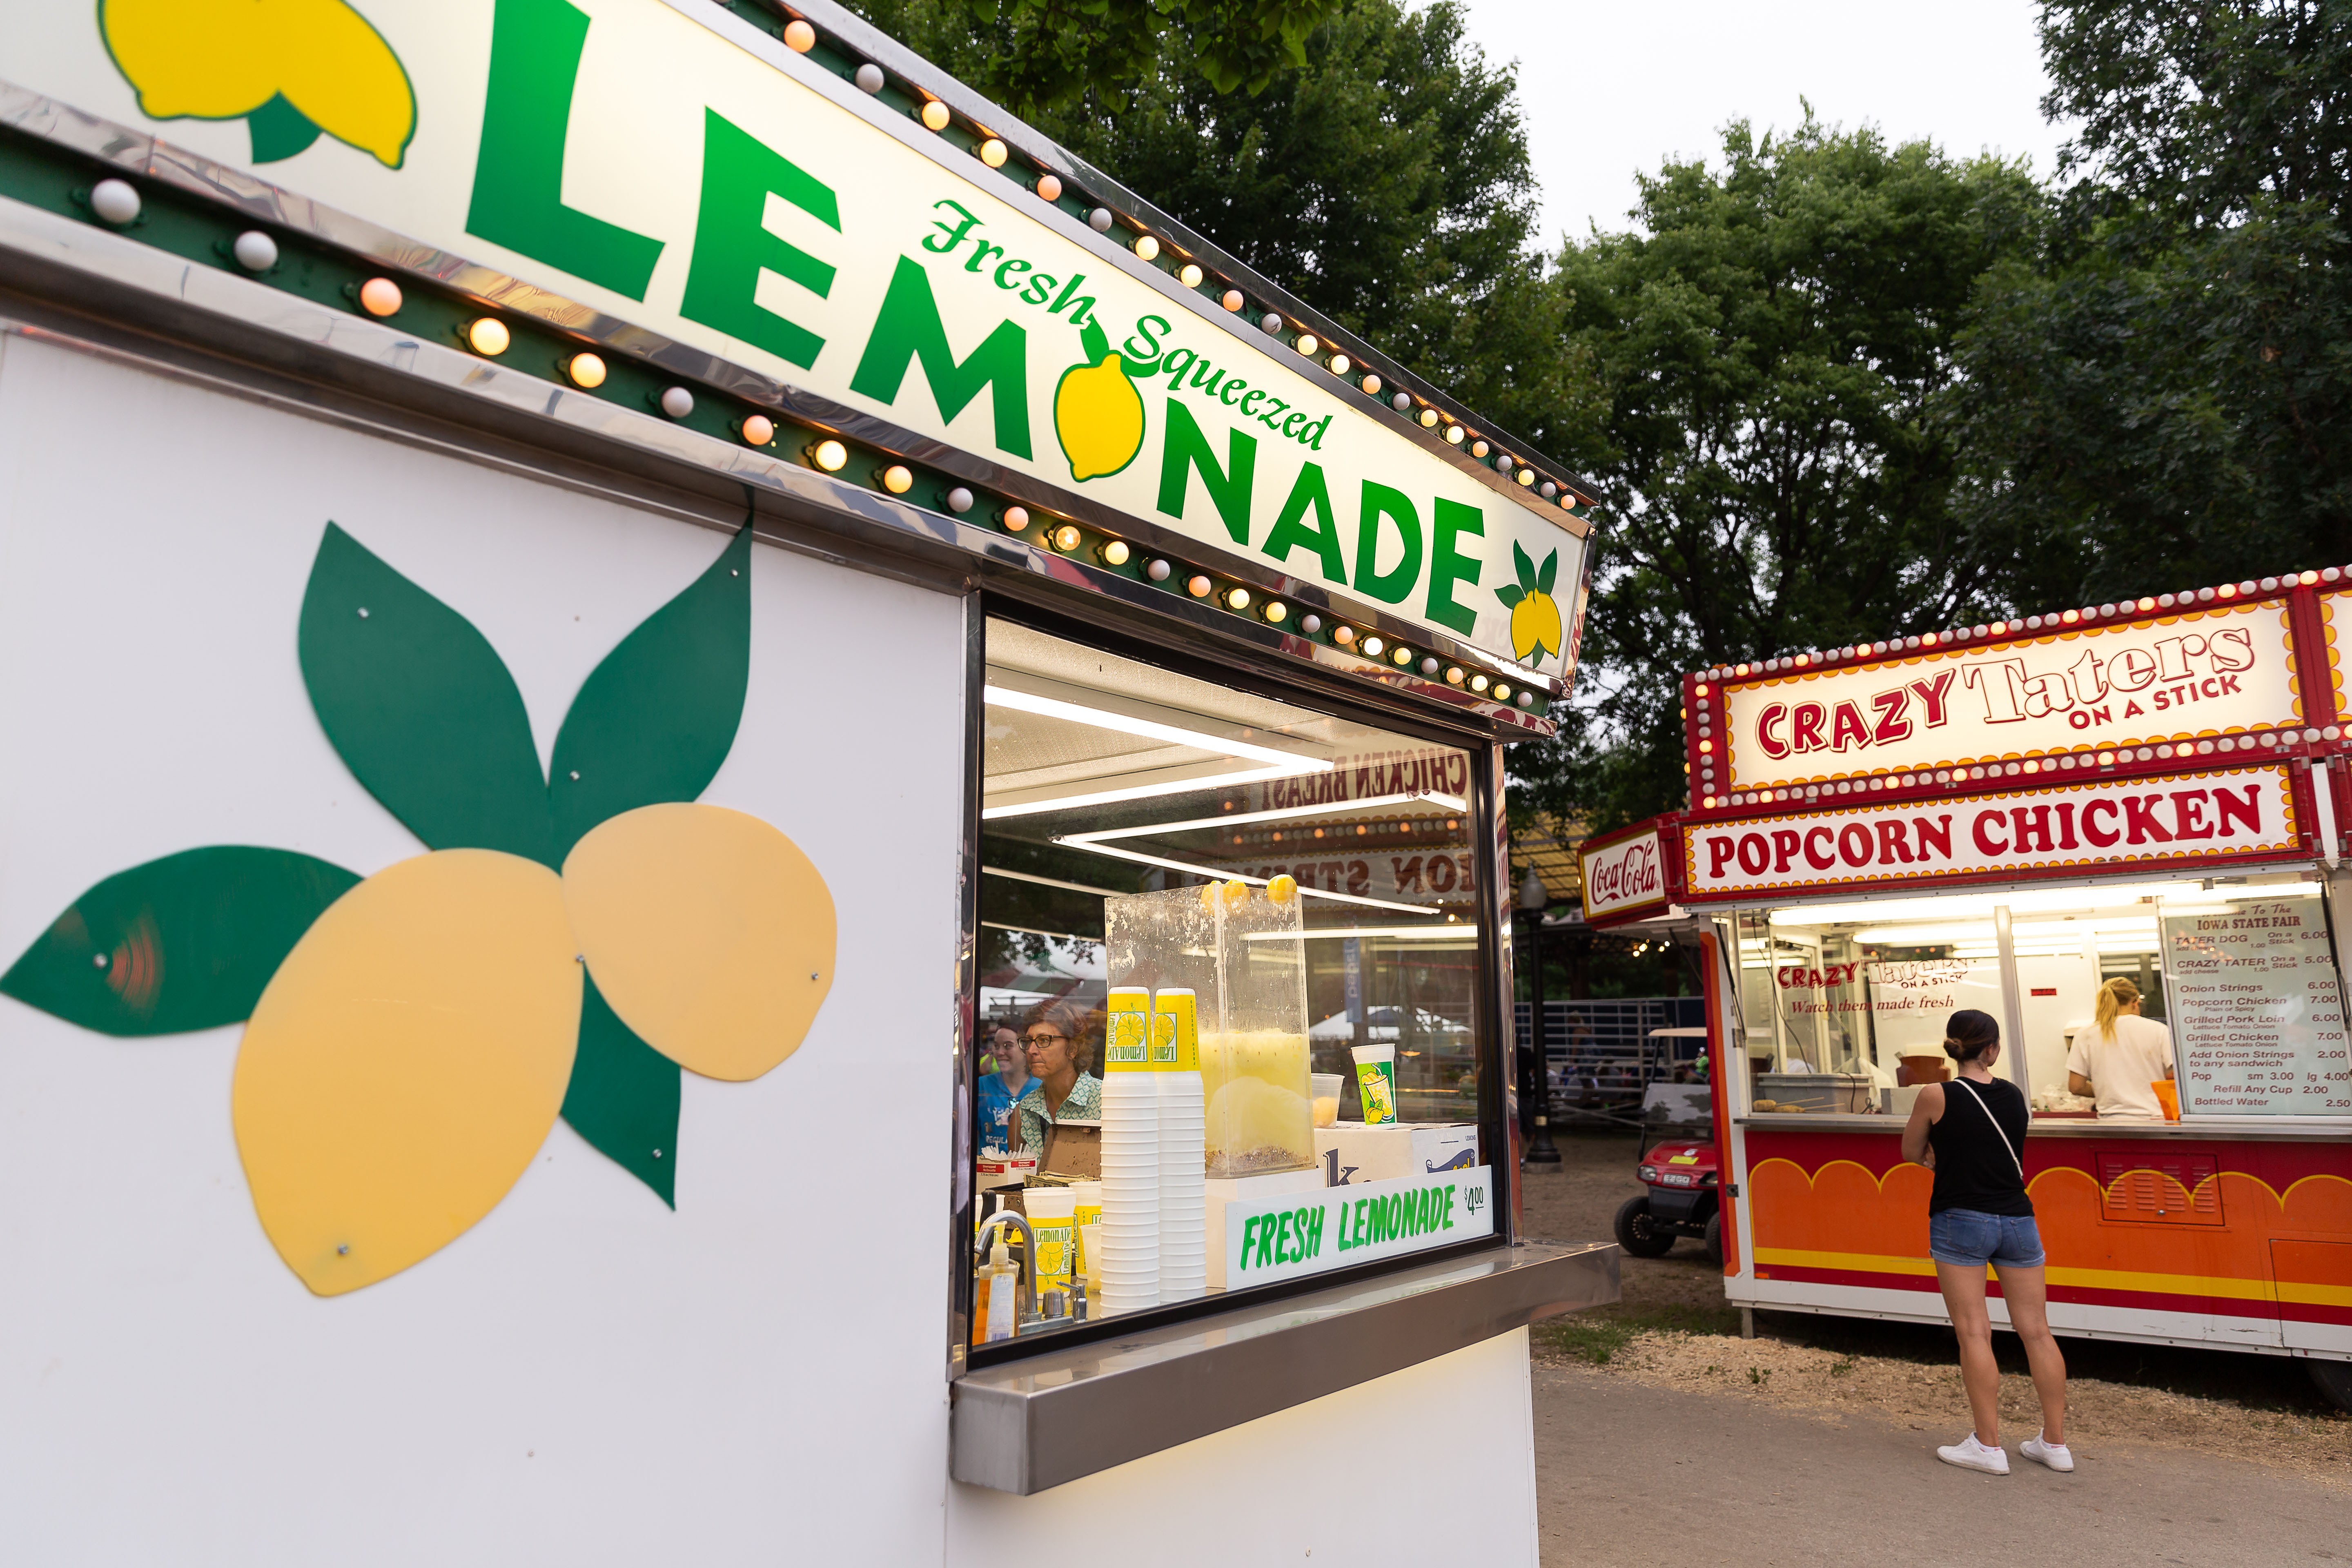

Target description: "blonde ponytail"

left=2095, top=977, right=2140, bottom=1042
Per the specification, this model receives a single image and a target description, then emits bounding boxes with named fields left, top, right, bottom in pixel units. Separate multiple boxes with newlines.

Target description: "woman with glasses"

left=1013, top=1000, right=1102, bottom=1153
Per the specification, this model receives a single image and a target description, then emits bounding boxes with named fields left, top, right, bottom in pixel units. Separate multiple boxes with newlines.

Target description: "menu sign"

left=1710, top=601, right=2301, bottom=794
left=2163, top=898, right=2352, bottom=1115
left=1866, top=962, right=2005, bottom=1057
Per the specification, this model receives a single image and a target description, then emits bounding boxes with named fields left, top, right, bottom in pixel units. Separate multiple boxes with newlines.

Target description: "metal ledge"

left=949, top=1240, right=1618, bottom=1494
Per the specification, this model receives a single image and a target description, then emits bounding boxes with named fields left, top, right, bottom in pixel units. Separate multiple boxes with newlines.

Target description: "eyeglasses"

left=1023, top=1032, right=1069, bottom=1047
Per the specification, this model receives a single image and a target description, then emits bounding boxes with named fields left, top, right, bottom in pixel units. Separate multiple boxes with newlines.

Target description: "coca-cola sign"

left=1702, top=600, right=2302, bottom=796
left=1581, top=829, right=1668, bottom=917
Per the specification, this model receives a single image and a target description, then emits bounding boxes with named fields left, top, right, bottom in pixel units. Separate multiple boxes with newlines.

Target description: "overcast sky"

left=1454, top=0, right=2075, bottom=245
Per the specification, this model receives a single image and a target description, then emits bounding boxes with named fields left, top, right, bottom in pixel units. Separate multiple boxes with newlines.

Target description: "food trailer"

left=1581, top=581, right=2352, bottom=1408
left=0, top=1, right=1615, bottom=1557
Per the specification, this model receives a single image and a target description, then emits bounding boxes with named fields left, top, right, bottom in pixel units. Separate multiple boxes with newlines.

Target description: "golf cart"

left=1611, top=1027, right=1723, bottom=1263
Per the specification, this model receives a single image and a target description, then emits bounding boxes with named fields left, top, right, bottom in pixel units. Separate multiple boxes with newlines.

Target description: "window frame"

left=951, top=589, right=1521, bottom=1373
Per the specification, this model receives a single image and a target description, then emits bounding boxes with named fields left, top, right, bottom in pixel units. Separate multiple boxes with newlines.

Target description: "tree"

left=838, top=0, right=1588, bottom=452
left=1949, top=0, right=2352, bottom=593
left=1512, top=116, right=2048, bottom=833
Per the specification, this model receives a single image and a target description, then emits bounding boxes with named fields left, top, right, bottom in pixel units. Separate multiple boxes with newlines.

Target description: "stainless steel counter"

left=949, top=1239, right=1618, bottom=1494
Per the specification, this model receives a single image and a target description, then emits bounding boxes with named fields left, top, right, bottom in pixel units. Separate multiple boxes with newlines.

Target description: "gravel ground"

left=1520, top=1127, right=2352, bottom=1484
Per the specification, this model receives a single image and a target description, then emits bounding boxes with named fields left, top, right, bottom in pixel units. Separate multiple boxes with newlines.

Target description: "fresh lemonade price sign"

left=1223, top=1165, right=1494, bottom=1288
left=2, top=0, right=1586, bottom=677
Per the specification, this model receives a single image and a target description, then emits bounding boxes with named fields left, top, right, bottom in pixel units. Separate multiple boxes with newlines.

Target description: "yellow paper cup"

left=1352, top=1043, right=1397, bottom=1125
left=1151, top=987, right=1198, bottom=1071
left=1105, top=987, right=1152, bottom=1072
left=2152, top=1079, right=2180, bottom=1122
left=1025, top=1186, right=1078, bottom=1287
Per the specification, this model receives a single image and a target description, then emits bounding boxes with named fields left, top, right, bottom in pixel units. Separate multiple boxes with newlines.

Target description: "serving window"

left=964, top=613, right=1499, bottom=1354
left=1726, top=875, right=2352, bottom=1122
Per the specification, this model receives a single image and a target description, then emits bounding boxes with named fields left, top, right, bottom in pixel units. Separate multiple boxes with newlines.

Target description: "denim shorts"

left=1928, top=1209, right=2045, bottom=1269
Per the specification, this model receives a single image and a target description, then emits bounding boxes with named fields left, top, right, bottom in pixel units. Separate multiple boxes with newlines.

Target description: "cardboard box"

left=1040, top=1119, right=1101, bottom=1179
left=1206, top=1168, right=1325, bottom=1289
left=1314, top=1123, right=1481, bottom=1185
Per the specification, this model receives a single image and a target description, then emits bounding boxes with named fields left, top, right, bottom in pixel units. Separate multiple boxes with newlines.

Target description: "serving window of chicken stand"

left=0, top=2, right=1617, bottom=1558
left=1592, top=585, right=2352, bottom=1410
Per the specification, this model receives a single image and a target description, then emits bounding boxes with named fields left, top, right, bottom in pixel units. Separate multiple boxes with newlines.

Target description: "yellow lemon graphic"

left=562, top=803, right=837, bottom=1082
left=1053, top=319, right=1147, bottom=482
left=1510, top=592, right=1563, bottom=664
left=1497, top=543, right=1564, bottom=665
left=233, top=850, right=581, bottom=1296
left=101, top=0, right=416, bottom=168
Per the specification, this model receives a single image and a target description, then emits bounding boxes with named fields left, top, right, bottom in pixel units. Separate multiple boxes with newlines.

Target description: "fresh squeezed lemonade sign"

left=1716, top=601, right=2301, bottom=793
left=3, top=0, right=1584, bottom=676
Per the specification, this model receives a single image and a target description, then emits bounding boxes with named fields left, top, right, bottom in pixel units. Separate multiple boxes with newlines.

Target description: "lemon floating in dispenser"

left=1104, top=883, right=1313, bottom=1181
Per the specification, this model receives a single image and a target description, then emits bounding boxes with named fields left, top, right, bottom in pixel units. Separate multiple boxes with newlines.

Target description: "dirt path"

left=1521, top=1129, right=2351, bottom=1483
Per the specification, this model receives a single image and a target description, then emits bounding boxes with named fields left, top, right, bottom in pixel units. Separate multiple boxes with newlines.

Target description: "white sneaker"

left=2019, top=1433, right=2074, bottom=1472
left=1936, top=1433, right=2010, bottom=1474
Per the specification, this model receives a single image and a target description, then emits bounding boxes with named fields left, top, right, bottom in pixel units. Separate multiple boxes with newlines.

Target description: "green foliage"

left=846, top=0, right=1339, bottom=116
left=564, top=974, right=682, bottom=1207
left=1519, top=117, right=2047, bottom=831
left=1949, top=0, right=2352, bottom=590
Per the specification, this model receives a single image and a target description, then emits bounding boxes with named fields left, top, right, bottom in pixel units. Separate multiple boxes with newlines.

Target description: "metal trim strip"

left=947, top=1240, right=1617, bottom=1493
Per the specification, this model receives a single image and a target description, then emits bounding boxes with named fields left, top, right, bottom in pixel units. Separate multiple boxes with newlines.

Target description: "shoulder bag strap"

left=1953, top=1078, right=2025, bottom=1180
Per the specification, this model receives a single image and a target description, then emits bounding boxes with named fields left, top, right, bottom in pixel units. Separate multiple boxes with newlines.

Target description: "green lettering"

left=849, top=257, right=1032, bottom=458
left=677, top=109, right=839, bottom=370
left=1441, top=1187, right=1457, bottom=1229
left=1047, top=273, right=1094, bottom=325
left=1238, top=1214, right=1260, bottom=1270
left=1353, top=1198, right=1369, bottom=1247
left=1262, top=463, right=1346, bottom=581
left=466, top=0, right=666, bottom=301
left=922, top=200, right=980, bottom=254
left=1256, top=1212, right=1279, bottom=1268
left=1355, top=483, right=1423, bottom=604
left=1425, top=499, right=1483, bottom=635
left=1275, top=1210, right=1294, bottom=1264
left=1156, top=399, right=1257, bottom=543
left=1305, top=1204, right=1326, bottom=1258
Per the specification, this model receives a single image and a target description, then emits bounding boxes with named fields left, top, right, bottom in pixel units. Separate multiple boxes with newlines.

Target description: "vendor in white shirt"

left=2066, top=978, right=2175, bottom=1119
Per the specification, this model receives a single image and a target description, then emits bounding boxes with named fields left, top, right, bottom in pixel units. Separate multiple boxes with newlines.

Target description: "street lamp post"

left=1517, top=869, right=1561, bottom=1166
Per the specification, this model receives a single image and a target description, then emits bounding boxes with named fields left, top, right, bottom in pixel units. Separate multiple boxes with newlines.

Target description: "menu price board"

left=2163, top=899, right=2352, bottom=1115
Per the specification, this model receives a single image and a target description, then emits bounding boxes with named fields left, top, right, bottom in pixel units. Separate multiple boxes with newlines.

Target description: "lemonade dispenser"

left=1104, top=882, right=1313, bottom=1177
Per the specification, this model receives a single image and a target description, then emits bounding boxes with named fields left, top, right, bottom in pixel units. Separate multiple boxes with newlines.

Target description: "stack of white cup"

left=1154, top=988, right=1209, bottom=1300
left=1096, top=987, right=1161, bottom=1313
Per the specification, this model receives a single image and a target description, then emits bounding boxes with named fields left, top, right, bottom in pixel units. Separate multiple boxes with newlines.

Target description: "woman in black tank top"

left=1899, top=1009, right=2071, bottom=1476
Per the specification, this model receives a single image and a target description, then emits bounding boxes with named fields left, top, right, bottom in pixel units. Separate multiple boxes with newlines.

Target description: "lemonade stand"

left=0, top=1, right=1612, bottom=1558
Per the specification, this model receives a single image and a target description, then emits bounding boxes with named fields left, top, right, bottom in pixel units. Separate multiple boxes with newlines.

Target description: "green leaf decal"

left=1080, top=317, right=1111, bottom=364
left=548, top=525, right=751, bottom=859
left=247, top=93, right=325, bottom=164
left=1512, top=541, right=1538, bottom=592
left=1536, top=549, right=1558, bottom=595
left=299, top=524, right=558, bottom=866
left=1496, top=584, right=1526, bottom=609
left=1, top=847, right=359, bottom=1036
left=562, top=972, right=681, bottom=1206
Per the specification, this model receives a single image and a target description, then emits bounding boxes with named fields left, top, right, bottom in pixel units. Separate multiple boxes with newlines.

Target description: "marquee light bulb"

left=979, top=138, right=1009, bottom=168
left=1222, top=289, right=1245, bottom=312
left=1296, top=334, right=1319, bottom=356
left=812, top=439, right=848, bottom=471
left=1002, top=506, right=1031, bottom=531
left=1036, top=173, right=1063, bottom=202
left=741, top=414, right=775, bottom=446
left=1102, top=540, right=1131, bottom=565
left=921, top=100, right=951, bottom=131
left=1362, top=636, right=1385, bottom=657
left=1134, top=236, right=1160, bottom=261
left=567, top=353, right=607, bottom=389
left=1053, top=524, right=1082, bottom=550
left=1180, top=264, right=1204, bottom=287
left=357, top=277, right=402, bottom=316
left=1187, top=575, right=1214, bottom=598
left=1361, top=374, right=1383, bottom=396
left=882, top=465, right=914, bottom=494
left=1329, top=354, right=1352, bottom=377
left=1226, top=587, right=1251, bottom=610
